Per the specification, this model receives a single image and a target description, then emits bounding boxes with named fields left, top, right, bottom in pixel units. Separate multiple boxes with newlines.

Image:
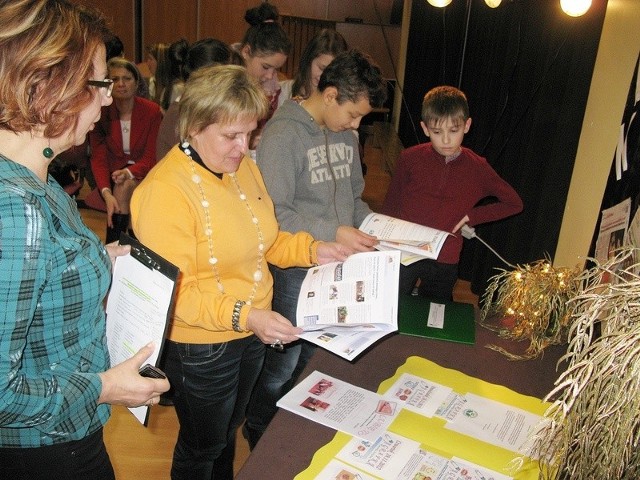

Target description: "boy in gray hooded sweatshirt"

left=245, top=50, right=388, bottom=448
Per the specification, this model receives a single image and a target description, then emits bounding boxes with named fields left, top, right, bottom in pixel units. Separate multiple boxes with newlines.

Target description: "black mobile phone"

left=139, top=364, right=167, bottom=379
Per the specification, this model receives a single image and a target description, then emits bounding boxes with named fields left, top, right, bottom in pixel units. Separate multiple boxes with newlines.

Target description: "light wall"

left=554, top=0, right=640, bottom=268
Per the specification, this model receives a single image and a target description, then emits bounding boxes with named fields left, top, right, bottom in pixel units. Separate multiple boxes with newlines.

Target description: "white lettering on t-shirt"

left=307, top=142, right=354, bottom=184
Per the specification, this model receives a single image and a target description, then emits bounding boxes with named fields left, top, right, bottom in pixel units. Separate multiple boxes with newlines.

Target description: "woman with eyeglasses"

left=90, top=57, right=163, bottom=243
left=0, top=2, right=169, bottom=478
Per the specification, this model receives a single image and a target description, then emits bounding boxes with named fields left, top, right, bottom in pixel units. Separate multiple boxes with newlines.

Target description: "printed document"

left=295, top=357, right=547, bottom=479
left=445, top=393, right=543, bottom=456
left=313, top=459, right=378, bottom=480
left=594, top=198, right=631, bottom=264
left=382, top=373, right=453, bottom=418
left=296, top=250, right=401, bottom=361
left=276, top=370, right=401, bottom=441
left=312, top=432, right=512, bottom=480
left=105, top=243, right=178, bottom=425
left=359, top=212, right=450, bottom=264
left=333, top=433, right=512, bottom=480
left=335, top=432, right=423, bottom=479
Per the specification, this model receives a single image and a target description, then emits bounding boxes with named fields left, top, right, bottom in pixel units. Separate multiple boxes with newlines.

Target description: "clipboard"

left=398, top=294, right=476, bottom=345
left=105, top=233, right=179, bottom=425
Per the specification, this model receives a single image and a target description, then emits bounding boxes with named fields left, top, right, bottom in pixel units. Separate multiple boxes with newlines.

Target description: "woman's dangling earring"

left=43, top=144, right=54, bottom=159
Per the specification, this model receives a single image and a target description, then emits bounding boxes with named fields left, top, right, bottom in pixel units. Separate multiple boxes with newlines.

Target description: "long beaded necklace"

left=180, top=140, right=264, bottom=306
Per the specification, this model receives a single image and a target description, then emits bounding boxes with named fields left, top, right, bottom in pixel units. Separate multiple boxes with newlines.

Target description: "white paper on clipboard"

left=105, top=235, right=179, bottom=425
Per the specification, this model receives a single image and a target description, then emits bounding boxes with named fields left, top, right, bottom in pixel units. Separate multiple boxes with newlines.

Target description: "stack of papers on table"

left=287, top=357, right=552, bottom=480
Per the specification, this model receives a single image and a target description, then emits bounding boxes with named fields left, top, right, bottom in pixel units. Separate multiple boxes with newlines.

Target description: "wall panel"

left=80, top=0, right=136, bottom=59
left=328, top=0, right=396, bottom=24
left=79, top=0, right=402, bottom=78
left=336, top=23, right=400, bottom=79
left=199, top=0, right=252, bottom=45
left=142, top=0, right=199, bottom=48
left=271, top=0, right=329, bottom=19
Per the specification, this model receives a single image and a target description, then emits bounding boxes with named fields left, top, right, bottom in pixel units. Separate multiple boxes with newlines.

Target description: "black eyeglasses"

left=87, top=78, right=114, bottom=98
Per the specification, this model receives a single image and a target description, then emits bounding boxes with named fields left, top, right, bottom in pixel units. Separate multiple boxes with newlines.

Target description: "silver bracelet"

left=232, top=300, right=246, bottom=332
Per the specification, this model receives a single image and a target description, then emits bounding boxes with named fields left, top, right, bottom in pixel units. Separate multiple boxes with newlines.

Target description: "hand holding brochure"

left=105, top=235, right=178, bottom=425
left=296, top=250, right=401, bottom=361
left=359, top=212, right=451, bottom=263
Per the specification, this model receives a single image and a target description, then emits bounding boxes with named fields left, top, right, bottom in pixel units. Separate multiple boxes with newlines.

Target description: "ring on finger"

left=270, top=338, right=284, bottom=352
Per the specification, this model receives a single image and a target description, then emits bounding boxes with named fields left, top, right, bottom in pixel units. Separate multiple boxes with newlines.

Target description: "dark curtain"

left=588, top=55, right=640, bottom=257
left=398, top=0, right=608, bottom=297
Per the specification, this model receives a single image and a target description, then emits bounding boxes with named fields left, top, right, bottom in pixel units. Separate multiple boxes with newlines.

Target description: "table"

left=236, top=324, right=567, bottom=479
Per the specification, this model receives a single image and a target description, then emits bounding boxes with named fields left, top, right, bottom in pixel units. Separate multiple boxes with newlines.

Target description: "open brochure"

left=296, top=250, right=401, bottom=361
left=359, top=212, right=451, bottom=265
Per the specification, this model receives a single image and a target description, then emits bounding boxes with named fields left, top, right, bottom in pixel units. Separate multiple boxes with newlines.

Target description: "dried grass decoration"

left=530, top=247, right=640, bottom=479
left=479, top=259, right=582, bottom=360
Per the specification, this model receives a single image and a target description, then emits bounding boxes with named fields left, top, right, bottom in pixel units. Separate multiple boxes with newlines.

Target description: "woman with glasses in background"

left=0, top=1, right=169, bottom=478
left=90, top=57, right=162, bottom=243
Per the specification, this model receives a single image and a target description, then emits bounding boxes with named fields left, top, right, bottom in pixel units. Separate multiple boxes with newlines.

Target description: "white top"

left=278, top=79, right=294, bottom=107
left=121, top=120, right=131, bottom=156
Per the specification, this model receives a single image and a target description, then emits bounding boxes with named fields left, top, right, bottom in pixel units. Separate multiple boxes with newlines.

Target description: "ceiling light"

left=485, top=0, right=502, bottom=7
left=560, top=0, right=592, bottom=17
left=427, top=0, right=453, bottom=7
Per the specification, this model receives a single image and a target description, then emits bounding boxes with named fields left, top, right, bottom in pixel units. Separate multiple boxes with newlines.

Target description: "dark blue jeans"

left=244, top=265, right=315, bottom=449
left=399, top=259, right=458, bottom=301
left=164, top=335, right=265, bottom=480
left=0, top=429, right=114, bottom=480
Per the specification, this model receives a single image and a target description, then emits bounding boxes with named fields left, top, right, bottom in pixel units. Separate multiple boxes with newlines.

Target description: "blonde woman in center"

left=130, top=65, right=347, bottom=480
